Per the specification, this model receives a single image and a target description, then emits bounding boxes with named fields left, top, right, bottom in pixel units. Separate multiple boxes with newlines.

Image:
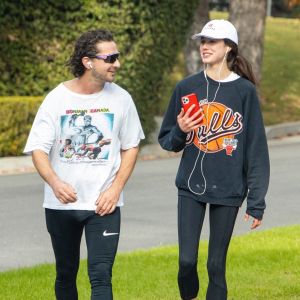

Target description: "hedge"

left=0, top=97, right=42, bottom=156
left=0, top=0, right=199, bottom=156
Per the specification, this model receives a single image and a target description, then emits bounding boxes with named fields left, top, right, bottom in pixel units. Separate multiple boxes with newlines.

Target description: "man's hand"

left=51, top=179, right=77, bottom=204
left=94, top=147, right=139, bottom=216
left=244, top=214, right=262, bottom=230
left=177, top=105, right=203, bottom=133
left=95, top=186, right=121, bottom=216
left=32, top=150, right=77, bottom=204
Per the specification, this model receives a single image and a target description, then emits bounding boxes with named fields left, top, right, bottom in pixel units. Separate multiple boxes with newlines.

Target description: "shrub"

left=0, top=0, right=199, bottom=153
left=0, top=97, right=42, bottom=156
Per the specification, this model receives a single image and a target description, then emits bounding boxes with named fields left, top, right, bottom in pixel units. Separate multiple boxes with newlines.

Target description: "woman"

left=158, top=19, right=270, bottom=300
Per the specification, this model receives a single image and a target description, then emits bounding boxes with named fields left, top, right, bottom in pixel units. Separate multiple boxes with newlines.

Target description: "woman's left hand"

left=244, top=214, right=262, bottom=230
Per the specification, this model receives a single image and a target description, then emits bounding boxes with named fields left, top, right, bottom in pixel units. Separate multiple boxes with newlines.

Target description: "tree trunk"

left=184, top=0, right=209, bottom=75
left=229, top=0, right=267, bottom=85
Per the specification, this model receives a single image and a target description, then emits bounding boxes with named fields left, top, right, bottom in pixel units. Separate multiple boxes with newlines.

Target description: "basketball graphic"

left=190, top=101, right=243, bottom=154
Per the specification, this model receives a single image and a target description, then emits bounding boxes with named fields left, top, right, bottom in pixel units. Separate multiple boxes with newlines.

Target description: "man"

left=24, top=29, right=145, bottom=300
left=80, top=114, right=104, bottom=144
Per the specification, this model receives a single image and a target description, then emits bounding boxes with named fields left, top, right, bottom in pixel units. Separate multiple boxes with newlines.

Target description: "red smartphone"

left=181, top=93, right=201, bottom=116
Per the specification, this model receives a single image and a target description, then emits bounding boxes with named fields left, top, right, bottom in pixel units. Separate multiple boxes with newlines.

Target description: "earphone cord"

left=187, top=53, right=227, bottom=195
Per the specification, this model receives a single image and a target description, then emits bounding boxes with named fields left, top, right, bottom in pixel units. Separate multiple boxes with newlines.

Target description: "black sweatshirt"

left=158, top=71, right=270, bottom=220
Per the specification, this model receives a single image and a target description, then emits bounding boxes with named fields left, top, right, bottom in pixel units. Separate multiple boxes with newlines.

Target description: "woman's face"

left=199, top=38, right=229, bottom=67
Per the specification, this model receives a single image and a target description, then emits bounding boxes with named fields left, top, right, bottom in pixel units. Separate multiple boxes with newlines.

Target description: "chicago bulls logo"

left=186, top=102, right=243, bottom=155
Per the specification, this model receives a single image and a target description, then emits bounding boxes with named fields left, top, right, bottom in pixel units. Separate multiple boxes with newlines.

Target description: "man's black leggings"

left=45, top=208, right=120, bottom=300
left=178, top=196, right=238, bottom=300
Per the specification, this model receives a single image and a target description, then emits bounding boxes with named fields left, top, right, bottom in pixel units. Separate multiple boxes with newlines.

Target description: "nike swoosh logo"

left=103, top=230, right=119, bottom=237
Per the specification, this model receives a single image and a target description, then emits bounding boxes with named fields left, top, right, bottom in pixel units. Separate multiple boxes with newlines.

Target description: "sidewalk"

left=1, top=119, right=300, bottom=176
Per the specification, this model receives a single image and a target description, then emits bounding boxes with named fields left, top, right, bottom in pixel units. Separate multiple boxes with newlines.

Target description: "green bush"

left=0, top=97, right=42, bottom=156
left=0, top=0, right=199, bottom=154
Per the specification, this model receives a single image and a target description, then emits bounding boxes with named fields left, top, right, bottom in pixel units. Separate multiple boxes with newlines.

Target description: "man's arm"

left=95, top=147, right=139, bottom=216
left=32, top=150, right=77, bottom=204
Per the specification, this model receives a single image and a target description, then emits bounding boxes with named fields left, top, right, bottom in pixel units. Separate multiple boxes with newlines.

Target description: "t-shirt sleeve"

left=23, top=99, right=57, bottom=155
left=119, top=97, right=145, bottom=150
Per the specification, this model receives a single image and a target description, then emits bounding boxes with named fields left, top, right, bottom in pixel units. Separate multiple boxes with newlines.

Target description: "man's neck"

left=64, top=75, right=105, bottom=95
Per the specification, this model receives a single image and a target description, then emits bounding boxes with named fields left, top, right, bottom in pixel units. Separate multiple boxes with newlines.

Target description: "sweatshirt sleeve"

left=158, top=85, right=187, bottom=152
left=244, top=87, right=270, bottom=220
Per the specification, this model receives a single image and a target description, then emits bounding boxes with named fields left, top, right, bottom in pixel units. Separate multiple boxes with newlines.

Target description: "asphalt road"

left=0, top=136, right=299, bottom=271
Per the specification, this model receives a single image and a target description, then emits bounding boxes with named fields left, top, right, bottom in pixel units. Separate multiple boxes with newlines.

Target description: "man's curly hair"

left=67, top=29, right=114, bottom=77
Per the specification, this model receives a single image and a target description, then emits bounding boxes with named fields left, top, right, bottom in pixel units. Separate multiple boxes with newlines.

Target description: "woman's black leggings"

left=45, top=208, right=120, bottom=300
left=178, top=196, right=238, bottom=300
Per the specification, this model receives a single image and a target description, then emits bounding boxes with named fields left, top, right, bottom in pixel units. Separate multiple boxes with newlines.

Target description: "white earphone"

left=88, top=62, right=93, bottom=69
left=225, top=47, right=230, bottom=55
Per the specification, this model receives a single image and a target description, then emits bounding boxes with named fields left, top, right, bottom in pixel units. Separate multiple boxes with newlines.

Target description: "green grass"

left=0, top=225, right=299, bottom=299
left=261, top=17, right=300, bottom=124
left=159, top=12, right=300, bottom=125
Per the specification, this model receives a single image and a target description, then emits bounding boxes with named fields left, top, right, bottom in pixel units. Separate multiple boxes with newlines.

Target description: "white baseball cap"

left=192, top=19, right=238, bottom=45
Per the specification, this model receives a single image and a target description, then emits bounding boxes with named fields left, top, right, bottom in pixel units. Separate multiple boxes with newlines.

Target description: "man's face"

left=89, top=41, right=121, bottom=83
left=84, top=116, right=91, bottom=126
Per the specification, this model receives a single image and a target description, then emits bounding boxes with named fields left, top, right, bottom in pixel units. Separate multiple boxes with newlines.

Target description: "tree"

left=184, top=0, right=209, bottom=75
left=229, top=0, right=267, bottom=85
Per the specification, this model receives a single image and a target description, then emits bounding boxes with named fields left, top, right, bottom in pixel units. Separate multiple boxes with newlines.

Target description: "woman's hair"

left=224, top=39, right=256, bottom=85
left=67, top=29, right=114, bottom=77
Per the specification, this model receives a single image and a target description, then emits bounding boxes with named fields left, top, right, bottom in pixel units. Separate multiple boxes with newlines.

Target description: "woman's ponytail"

left=225, top=39, right=256, bottom=85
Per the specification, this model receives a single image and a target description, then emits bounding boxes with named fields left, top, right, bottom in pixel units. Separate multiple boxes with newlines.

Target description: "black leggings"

left=45, top=208, right=120, bottom=300
left=178, top=196, right=238, bottom=300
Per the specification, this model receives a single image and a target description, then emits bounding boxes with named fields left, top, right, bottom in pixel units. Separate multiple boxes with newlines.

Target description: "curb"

left=1, top=120, right=300, bottom=176
left=265, top=121, right=300, bottom=139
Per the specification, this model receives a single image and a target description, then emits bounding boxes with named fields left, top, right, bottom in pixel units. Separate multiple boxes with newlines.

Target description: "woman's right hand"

left=177, top=105, right=204, bottom=133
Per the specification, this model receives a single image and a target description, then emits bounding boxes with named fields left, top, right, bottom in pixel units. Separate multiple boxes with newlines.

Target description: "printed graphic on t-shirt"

left=59, top=109, right=114, bottom=163
left=186, top=100, right=243, bottom=156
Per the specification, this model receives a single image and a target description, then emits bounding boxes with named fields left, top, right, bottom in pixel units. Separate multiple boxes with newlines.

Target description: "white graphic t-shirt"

left=24, top=82, right=145, bottom=210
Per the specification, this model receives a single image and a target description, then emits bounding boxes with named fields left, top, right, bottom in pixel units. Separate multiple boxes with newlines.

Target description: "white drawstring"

left=187, top=53, right=227, bottom=195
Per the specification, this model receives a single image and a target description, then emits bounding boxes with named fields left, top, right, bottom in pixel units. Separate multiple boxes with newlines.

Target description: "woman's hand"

left=244, top=214, right=262, bottom=229
left=177, top=105, right=204, bottom=133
